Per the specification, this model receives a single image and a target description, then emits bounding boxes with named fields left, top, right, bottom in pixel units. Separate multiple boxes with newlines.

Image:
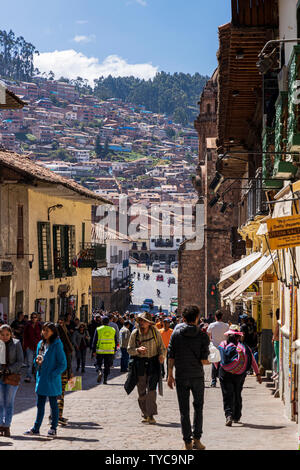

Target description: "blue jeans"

left=120, top=348, right=129, bottom=372
left=0, top=381, right=18, bottom=427
left=33, top=395, right=59, bottom=432
left=26, top=348, right=35, bottom=379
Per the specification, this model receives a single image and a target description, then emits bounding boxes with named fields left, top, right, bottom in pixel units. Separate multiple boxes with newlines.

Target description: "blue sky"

left=1, top=0, right=231, bottom=83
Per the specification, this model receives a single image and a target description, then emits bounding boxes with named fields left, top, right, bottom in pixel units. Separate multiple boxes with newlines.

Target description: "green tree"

left=95, top=134, right=103, bottom=159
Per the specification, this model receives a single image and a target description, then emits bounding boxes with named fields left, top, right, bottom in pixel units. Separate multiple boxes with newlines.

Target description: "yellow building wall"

left=27, top=189, right=93, bottom=322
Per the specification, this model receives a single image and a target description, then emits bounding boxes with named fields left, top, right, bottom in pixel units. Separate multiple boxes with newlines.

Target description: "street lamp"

left=47, top=204, right=63, bottom=221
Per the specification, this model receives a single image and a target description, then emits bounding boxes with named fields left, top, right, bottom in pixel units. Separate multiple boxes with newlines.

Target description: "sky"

left=0, top=0, right=231, bottom=84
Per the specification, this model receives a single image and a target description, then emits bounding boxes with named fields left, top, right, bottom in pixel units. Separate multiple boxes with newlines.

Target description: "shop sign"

left=245, top=282, right=259, bottom=293
left=261, top=273, right=277, bottom=283
left=267, top=215, right=300, bottom=250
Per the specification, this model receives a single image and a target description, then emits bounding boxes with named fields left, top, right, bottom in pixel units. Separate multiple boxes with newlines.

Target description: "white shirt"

left=207, top=321, right=229, bottom=347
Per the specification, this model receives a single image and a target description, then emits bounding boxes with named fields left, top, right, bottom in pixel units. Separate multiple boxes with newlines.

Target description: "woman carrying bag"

left=0, top=324, right=24, bottom=437
left=218, top=324, right=262, bottom=427
left=24, top=322, right=67, bottom=437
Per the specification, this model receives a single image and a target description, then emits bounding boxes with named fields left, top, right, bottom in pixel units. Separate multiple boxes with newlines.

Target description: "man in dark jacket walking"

left=167, top=305, right=210, bottom=451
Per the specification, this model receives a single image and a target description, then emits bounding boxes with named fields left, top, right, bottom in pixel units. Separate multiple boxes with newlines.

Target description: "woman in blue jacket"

left=24, top=322, right=67, bottom=437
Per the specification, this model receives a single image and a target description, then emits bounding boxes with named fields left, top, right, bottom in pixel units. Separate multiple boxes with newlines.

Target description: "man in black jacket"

left=167, top=305, right=210, bottom=451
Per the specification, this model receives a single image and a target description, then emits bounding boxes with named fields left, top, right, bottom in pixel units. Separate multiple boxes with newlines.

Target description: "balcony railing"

left=273, top=90, right=298, bottom=180
left=78, top=243, right=106, bottom=269
left=288, top=45, right=300, bottom=152
left=239, top=172, right=268, bottom=227
left=262, top=127, right=283, bottom=190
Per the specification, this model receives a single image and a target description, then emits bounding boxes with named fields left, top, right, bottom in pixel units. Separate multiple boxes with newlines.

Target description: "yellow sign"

left=267, top=215, right=300, bottom=250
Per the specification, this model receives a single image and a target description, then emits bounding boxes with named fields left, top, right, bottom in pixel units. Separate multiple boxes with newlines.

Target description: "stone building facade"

left=178, top=71, right=239, bottom=319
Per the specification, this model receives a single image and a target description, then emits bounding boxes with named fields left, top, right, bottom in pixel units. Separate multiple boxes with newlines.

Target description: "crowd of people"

left=0, top=306, right=265, bottom=449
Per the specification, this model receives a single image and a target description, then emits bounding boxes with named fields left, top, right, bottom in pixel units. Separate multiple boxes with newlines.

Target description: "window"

left=82, top=222, right=85, bottom=247
left=37, top=222, right=52, bottom=280
left=17, top=205, right=24, bottom=259
left=53, top=225, right=76, bottom=277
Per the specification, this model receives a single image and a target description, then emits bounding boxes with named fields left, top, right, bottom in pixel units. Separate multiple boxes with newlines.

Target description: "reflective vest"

left=96, top=325, right=115, bottom=354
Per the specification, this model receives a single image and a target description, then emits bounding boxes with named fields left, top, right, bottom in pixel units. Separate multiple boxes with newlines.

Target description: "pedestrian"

left=65, top=313, right=76, bottom=336
left=159, top=318, right=173, bottom=378
left=207, top=311, right=229, bottom=387
left=155, top=315, right=164, bottom=330
left=125, top=312, right=166, bottom=425
left=23, top=312, right=42, bottom=383
left=119, top=320, right=131, bottom=372
left=10, top=312, right=26, bottom=345
left=88, top=314, right=102, bottom=350
left=74, top=317, right=81, bottom=331
left=167, top=305, right=210, bottom=450
left=129, top=313, right=136, bottom=332
left=24, top=322, right=67, bottom=437
left=206, top=313, right=214, bottom=324
left=72, top=323, right=90, bottom=373
left=272, top=309, right=280, bottom=380
left=54, top=316, right=74, bottom=426
left=108, top=314, right=120, bottom=345
left=245, top=317, right=259, bottom=371
left=218, top=325, right=262, bottom=427
left=92, top=316, right=116, bottom=384
left=0, top=324, right=24, bottom=437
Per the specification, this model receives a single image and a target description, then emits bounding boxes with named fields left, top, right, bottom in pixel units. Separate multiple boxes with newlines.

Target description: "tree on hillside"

left=0, top=30, right=39, bottom=81
left=165, top=127, right=176, bottom=140
left=95, top=134, right=103, bottom=159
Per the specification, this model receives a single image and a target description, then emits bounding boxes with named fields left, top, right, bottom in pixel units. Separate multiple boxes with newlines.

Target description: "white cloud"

left=126, top=0, right=147, bottom=5
left=73, top=34, right=96, bottom=43
left=34, top=50, right=158, bottom=84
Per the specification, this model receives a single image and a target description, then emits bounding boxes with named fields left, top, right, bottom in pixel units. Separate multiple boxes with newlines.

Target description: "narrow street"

left=131, top=265, right=178, bottom=312
left=0, top=357, right=297, bottom=450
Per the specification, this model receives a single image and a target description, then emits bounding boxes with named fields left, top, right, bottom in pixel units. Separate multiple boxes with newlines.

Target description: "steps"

left=262, top=370, right=279, bottom=397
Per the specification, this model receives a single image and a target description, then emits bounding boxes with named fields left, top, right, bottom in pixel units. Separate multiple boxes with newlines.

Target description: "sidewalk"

left=0, top=360, right=297, bottom=450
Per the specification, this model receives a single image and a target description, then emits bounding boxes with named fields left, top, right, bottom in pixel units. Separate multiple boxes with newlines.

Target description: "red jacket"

left=23, top=321, right=42, bottom=351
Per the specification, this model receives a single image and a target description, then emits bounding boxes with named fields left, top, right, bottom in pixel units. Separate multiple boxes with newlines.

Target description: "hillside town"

left=0, top=0, right=300, bottom=455
left=0, top=77, right=198, bottom=204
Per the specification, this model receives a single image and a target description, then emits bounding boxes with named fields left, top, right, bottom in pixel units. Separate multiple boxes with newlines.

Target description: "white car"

left=171, top=261, right=178, bottom=269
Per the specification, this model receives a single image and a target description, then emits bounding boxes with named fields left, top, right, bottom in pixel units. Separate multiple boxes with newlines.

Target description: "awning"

left=221, top=253, right=277, bottom=302
left=218, top=252, right=262, bottom=285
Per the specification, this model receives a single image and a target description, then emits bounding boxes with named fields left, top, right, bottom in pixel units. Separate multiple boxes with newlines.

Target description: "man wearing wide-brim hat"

left=125, top=312, right=166, bottom=425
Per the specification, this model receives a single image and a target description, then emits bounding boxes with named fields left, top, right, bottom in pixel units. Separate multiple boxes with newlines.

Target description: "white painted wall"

left=279, top=0, right=298, bottom=65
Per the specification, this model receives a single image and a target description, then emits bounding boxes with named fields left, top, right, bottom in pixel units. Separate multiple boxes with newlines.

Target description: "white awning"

left=221, top=253, right=277, bottom=302
left=256, top=223, right=268, bottom=236
left=218, top=252, right=262, bottom=285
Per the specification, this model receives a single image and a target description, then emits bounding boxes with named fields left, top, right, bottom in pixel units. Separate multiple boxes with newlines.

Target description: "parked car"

left=171, top=261, right=178, bottom=269
left=140, top=304, right=151, bottom=312
left=159, top=261, right=166, bottom=269
left=143, top=298, right=154, bottom=309
left=152, top=262, right=161, bottom=273
left=156, top=275, right=164, bottom=282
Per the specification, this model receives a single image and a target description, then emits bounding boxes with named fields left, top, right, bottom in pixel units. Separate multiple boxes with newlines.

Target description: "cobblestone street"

left=0, top=357, right=297, bottom=451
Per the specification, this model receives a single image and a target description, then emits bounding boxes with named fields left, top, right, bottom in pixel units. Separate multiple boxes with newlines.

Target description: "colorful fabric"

left=218, top=341, right=259, bottom=375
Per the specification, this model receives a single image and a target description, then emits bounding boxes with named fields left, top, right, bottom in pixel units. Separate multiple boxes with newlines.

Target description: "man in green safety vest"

left=92, top=316, right=117, bottom=384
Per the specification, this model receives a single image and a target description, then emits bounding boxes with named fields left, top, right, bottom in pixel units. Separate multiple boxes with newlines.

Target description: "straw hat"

left=136, top=312, right=155, bottom=325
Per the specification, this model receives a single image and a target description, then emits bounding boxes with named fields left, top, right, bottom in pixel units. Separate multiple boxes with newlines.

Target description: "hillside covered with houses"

left=0, top=76, right=201, bottom=206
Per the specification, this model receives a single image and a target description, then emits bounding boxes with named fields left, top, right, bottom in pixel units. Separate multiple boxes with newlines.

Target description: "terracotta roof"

left=0, top=150, right=112, bottom=205
left=1, top=82, right=27, bottom=109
